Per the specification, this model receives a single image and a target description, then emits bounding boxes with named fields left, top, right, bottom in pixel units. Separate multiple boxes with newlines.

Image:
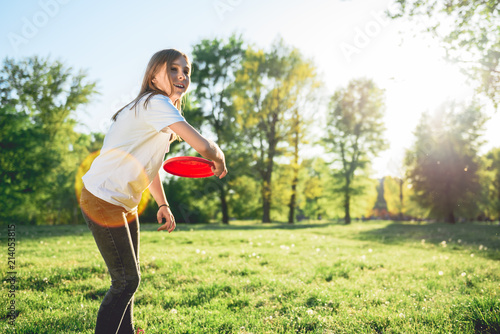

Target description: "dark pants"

left=80, top=187, right=140, bottom=334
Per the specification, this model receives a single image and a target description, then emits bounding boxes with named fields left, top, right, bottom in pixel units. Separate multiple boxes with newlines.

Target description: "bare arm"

left=149, top=172, right=175, bottom=232
left=167, top=121, right=227, bottom=179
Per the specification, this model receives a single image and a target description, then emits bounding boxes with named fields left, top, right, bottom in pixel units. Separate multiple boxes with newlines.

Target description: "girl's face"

left=152, top=56, right=190, bottom=103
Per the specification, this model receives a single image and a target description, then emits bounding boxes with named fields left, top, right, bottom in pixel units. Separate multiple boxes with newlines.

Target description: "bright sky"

left=1, top=0, right=499, bottom=178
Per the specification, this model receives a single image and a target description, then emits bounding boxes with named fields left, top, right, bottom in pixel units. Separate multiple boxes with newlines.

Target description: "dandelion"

left=470, top=253, right=475, bottom=257
left=170, top=309, right=178, bottom=314
left=306, top=309, right=314, bottom=315
left=196, top=249, right=200, bottom=253
left=440, top=241, right=447, bottom=248
left=479, top=245, right=484, bottom=251
left=201, top=250, right=206, bottom=255
left=316, top=248, right=320, bottom=252
left=368, top=249, right=373, bottom=253
left=438, top=271, right=444, bottom=276
left=461, top=272, right=466, bottom=277
left=291, top=244, right=295, bottom=247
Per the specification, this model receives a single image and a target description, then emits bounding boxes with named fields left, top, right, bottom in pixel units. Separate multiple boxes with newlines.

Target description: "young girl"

left=80, top=49, right=227, bottom=334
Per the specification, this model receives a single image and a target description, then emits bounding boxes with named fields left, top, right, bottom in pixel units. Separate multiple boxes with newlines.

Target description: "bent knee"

left=112, top=275, right=141, bottom=294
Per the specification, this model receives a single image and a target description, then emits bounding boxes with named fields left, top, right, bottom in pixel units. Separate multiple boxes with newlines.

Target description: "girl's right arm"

left=167, top=121, right=228, bottom=179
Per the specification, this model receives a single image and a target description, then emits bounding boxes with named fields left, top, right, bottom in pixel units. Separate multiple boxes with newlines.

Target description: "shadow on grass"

left=355, top=221, right=500, bottom=260
left=15, top=220, right=342, bottom=240
left=142, top=221, right=339, bottom=231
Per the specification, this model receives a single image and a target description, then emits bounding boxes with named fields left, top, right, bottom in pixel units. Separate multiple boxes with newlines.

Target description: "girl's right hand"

left=212, top=158, right=228, bottom=179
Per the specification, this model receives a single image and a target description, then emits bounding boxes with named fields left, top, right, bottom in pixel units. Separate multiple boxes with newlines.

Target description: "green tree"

left=405, top=102, right=487, bottom=223
left=391, top=0, right=500, bottom=108
left=482, top=147, right=500, bottom=220
left=233, top=39, right=318, bottom=223
left=191, top=34, right=245, bottom=224
left=0, top=56, right=97, bottom=225
left=285, top=59, right=321, bottom=224
left=323, top=79, right=388, bottom=224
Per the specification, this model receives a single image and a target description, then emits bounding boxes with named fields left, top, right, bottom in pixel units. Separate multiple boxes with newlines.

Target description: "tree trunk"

left=344, top=192, right=351, bottom=224
left=219, top=183, right=229, bottom=224
left=288, top=131, right=299, bottom=224
left=447, top=211, right=456, bottom=224
left=399, top=178, right=404, bottom=220
left=262, top=113, right=278, bottom=223
left=288, top=186, right=297, bottom=224
left=262, top=180, right=272, bottom=223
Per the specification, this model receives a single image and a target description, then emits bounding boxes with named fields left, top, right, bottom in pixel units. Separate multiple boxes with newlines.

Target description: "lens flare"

left=75, top=150, right=151, bottom=227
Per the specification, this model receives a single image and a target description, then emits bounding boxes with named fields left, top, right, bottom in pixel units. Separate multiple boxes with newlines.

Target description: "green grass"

left=1, top=220, right=499, bottom=333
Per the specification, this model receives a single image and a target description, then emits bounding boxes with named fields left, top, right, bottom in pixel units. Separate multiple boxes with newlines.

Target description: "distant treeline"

left=1, top=35, right=499, bottom=225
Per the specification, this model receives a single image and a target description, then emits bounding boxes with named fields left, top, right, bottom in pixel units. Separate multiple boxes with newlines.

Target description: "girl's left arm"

left=149, top=172, right=176, bottom=233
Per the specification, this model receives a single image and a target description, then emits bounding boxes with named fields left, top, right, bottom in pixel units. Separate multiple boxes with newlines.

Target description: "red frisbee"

left=163, top=156, right=215, bottom=178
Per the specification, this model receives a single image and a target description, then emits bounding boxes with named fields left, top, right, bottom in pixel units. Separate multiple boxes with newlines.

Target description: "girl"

left=80, top=49, right=227, bottom=334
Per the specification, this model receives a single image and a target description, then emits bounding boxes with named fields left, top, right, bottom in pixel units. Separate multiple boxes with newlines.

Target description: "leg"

left=81, top=188, right=140, bottom=334
left=117, top=212, right=140, bottom=334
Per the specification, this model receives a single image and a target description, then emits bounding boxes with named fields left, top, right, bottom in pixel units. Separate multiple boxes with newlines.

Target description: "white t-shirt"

left=82, top=93, right=185, bottom=211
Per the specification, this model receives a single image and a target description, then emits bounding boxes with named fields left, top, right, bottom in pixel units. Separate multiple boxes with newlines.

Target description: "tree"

left=481, top=147, right=500, bottom=220
left=0, top=56, right=97, bottom=224
left=285, top=54, right=321, bottom=224
left=390, top=0, right=500, bottom=108
left=191, top=34, right=245, bottom=224
left=323, top=78, right=388, bottom=224
left=233, top=39, right=320, bottom=223
left=405, top=102, right=487, bottom=223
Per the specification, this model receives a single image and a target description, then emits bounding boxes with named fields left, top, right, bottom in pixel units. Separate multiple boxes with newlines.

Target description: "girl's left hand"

left=157, top=205, right=176, bottom=232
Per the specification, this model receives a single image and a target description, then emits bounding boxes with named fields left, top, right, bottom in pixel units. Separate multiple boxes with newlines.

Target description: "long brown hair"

left=111, top=49, right=191, bottom=141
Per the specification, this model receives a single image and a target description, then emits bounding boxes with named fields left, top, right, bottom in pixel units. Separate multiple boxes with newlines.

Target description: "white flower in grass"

left=470, top=253, right=475, bottom=257
left=458, top=239, right=462, bottom=243
left=196, top=249, right=200, bottom=253
left=479, top=245, right=484, bottom=251
left=306, top=309, right=314, bottom=315
left=398, top=313, right=405, bottom=318
left=316, top=248, right=320, bottom=252
left=461, top=272, right=466, bottom=277
left=421, top=239, right=425, bottom=244
left=440, top=241, right=447, bottom=247
left=201, top=250, right=206, bottom=255
left=170, top=308, right=177, bottom=314
left=438, top=271, right=444, bottom=276
left=361, top=255, right=366, bottom=260
left=368, top=249, right=373, bottom=253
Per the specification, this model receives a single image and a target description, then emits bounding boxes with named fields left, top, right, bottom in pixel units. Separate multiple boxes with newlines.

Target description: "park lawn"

left=1, top=220, right=499, bottom=334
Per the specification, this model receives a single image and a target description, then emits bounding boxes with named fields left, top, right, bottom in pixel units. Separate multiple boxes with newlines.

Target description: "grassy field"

left=1, top=219, right=499, bottom=333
